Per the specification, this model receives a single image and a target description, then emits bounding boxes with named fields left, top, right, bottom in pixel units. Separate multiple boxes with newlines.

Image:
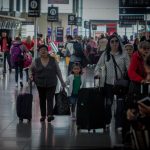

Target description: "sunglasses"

left=110, top=40, right=119, bottom=44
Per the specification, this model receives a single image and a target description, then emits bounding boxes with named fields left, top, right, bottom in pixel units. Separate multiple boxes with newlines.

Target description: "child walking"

left=65, top=63, right=86, bottom=120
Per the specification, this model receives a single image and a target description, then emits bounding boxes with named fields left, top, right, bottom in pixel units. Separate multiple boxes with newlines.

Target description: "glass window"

left=9, top=0, right=14, bottom=12
left=16, top=0, right=20, bottom=11
left=22, top=0, right=26, bottom=12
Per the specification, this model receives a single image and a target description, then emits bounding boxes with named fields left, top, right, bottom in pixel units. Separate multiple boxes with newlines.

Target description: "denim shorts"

left=69, top=95, right=78, bottom=105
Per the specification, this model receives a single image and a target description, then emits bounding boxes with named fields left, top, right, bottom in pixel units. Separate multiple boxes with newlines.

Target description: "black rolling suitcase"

left=76, top=76, right=105, bottom=132
left=16, top=81, right=33, bottom=123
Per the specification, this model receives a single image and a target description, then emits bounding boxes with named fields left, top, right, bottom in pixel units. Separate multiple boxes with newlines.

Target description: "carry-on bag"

left=130, top=83, right=150, bottom=150
left=76, top=76, right=105, bottom=132
left=53, top=88, right=70, bottom=115
left=16, top=81, right=33, bottom=123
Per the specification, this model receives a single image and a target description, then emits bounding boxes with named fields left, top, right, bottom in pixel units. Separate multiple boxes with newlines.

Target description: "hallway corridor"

left=0, top=59, right=123, bottom=150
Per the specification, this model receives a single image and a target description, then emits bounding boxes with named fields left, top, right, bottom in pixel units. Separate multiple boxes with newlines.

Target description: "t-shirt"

left=72, top=75, right=81, bottom=95
left=23, top=41, right=34, bottom=51
left=2, top=38, right=8, bottom=51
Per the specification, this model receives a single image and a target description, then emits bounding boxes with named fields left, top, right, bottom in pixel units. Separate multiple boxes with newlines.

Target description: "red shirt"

left=128, top=51, right=146, bottom=82
left=23, top=41, right=34, bottom=51
left=2, top=38, right=9, bottom=52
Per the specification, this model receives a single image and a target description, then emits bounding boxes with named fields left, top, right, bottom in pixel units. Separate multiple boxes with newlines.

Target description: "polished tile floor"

left=0, top=59, right=123, bottom=150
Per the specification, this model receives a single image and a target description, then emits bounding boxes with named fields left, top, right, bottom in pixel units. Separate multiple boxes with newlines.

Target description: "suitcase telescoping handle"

left=29, top=80, right=32, bottom=94
left=94, top=75, right=100, bottom=88
left=140, top=83, right=150, bottom=95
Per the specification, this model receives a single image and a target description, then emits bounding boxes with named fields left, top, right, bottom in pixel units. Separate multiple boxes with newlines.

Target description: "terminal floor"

left=0, top=59, right=123, bottom=150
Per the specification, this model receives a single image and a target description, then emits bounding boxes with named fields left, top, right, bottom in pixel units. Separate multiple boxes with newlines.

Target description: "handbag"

left=111, top=55, right=129, bottom=96
left=53, top=88, right=70, bottom=115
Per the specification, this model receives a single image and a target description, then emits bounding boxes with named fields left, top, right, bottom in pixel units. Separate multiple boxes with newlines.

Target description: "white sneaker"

left=72, top=112, right=75, bottom=118
left=15, top=83, right=18, bottom=87
left=72, top=117, right=76, bottom=121
left=106, top=124, right=110, bottom=128
left=26, top=82, right=29, bottom=87
left=117, top=127, right=122, bottom=133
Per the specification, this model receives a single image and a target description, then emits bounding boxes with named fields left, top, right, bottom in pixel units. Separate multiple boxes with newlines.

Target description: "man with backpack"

left=10, top=37, right=27, bottom=87
left=65, top=35, right=85, bottom=75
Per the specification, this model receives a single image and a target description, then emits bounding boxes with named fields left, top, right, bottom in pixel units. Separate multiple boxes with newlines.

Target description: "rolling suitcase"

left=16, top=81, right=33, bottom=123
left=130, top=83, right=150, bottom=150
left=76, top=76, right=105, bottom=132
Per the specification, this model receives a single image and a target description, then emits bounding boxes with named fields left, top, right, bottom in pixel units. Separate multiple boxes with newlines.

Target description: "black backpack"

left=73, top=41, right=84, bottom=57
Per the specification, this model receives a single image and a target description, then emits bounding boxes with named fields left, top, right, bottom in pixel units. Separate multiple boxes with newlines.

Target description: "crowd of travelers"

left=0, top=30, right=150, bottom=149
left=63, top=33, right=150, bottom=149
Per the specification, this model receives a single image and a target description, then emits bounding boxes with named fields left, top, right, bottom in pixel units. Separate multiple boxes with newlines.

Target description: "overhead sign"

left=119, top=21, right=136, bottom=27
left=76, top=17, right=82, bottom=26
left=28, top=0, right=41, bottom=17
left=48, top=0, right=69, bottom=4
left=47, top=27, right=51, bottom=38
left=119, top=0, right=150, bottom=7
left=22, top=21, right=34, bottom=25
left=0, top=21, right=19, bottom=29
left=119, top=15, right=144, bottom=21
left=68, top=14, right=76, bottom=25
left=47, top=7, right=58, bottom=22
left=66, top=27, right=70, bottom=35
left=119, top=0, right=150, bottom=14
left=119, top=7, right=146, bottom=14
left=119, top=23, right=132, bottom=28
left=84, top=21, right=90, bottom=29
left=73, top=28, right=78, bottom=36
left=92, top=24, right=97, bottom=30
left=56, top=27, right=64, bottom=42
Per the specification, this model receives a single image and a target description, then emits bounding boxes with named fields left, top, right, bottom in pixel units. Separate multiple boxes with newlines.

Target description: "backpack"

left=23, top=53, right=32, bottom=68
left=73, top=41, right=84, bottom=57
left=11, top=44, right=23, bottom=63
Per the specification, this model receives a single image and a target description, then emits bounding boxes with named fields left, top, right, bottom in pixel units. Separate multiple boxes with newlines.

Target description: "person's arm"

left=138, top=102, right=150, bottom=116
left=65, top=75, right=71, bottom=86
left=55, top=60, right=66, bottom=87
left=127, top=108, right=137, bottom=120
left=94, top=52, right=106, bottom=77
left=29, top=61, right=36, bottom=81
left=128, top=54, right=144, bottom=82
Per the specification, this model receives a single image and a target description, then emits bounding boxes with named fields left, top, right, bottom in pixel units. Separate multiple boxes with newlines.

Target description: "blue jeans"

left=14, top=61, right=23, bottom=83
left=3, top=51, right=11, bottom=72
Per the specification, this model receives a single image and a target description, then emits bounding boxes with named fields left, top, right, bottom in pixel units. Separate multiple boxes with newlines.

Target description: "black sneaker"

left=9, top=69, right=12, bottom=73
left=20, top=82, right=23, bottom=88
left=47, top=116, right=54, bottom=122
left=40, top=117, right=45, bottom=122
left=3, top=70, right=6, bottom=74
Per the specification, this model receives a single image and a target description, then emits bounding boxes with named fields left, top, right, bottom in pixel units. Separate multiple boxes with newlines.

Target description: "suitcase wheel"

left=93, top=129, right=96, bottom=133
left=77, top=126, right=81, bottom=132
left=27, top=119, right=31, bottom=123
left=88, top=129, right=91, bottom=133
left=19, top=118, right=23, bottom=123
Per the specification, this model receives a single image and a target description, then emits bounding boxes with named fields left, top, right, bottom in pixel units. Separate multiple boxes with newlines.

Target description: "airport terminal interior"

left=0, top=0, right=150, bottom=150
left=0, top=60, right=123, bottom=150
